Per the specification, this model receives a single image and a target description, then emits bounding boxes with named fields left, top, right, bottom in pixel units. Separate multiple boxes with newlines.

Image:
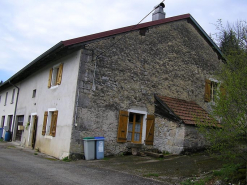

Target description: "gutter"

left=8, top=81, right=20, bottom=141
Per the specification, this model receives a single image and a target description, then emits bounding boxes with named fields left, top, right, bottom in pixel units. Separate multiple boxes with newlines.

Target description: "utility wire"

left=91, top=0, right=165, bottom=90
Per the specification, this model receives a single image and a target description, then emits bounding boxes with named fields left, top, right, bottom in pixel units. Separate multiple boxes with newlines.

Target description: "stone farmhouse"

left=0, top=4, right=224, bottom=159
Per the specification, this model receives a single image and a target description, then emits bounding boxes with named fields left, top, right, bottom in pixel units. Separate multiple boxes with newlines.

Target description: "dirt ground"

left=78, top=153, right=224, bottom=184
left=4, top=141, right=225, bottom=184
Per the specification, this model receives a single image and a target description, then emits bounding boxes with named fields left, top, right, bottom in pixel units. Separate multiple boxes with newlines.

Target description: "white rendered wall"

left=0, top=86, right=18, bottom=138
left=16, top=50, right=81, bottom=159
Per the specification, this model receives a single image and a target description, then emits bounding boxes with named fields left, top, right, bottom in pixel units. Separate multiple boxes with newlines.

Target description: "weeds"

left=163, top=151, right=170, bottom=155
left=62, top=156, right=71, bottom=162
left=181, top=163, right=246, bottom=185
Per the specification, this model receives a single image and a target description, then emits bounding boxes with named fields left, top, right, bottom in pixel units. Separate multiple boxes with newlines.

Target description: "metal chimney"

left=152, top=3, right=166, bottom=21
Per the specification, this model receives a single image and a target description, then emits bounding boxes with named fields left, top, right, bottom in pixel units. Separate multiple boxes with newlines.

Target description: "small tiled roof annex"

left=158, top=95, right=218, bottom=125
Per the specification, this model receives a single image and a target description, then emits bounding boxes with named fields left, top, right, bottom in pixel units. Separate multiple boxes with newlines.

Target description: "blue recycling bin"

left=4, top=131, right=11, bottom=141
left=95, top=137, right=105, bottom=159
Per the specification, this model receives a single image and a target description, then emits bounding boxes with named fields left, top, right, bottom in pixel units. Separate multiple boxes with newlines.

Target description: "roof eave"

left=0, top=41, right=64, bottom=90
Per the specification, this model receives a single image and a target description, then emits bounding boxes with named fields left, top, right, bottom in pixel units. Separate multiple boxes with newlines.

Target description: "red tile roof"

left=157, top=95, right=219, bottom=126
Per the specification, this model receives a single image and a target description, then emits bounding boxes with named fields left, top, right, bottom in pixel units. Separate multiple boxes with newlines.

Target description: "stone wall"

left=154, top=117, right=185, bottom=154
left=153, top=117, right=207, bottom=154
left=69, top=19, right=222, bottom=155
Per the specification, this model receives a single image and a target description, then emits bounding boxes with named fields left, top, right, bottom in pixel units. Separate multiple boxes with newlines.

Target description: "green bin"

left=83, top=137, right=95, bottom=160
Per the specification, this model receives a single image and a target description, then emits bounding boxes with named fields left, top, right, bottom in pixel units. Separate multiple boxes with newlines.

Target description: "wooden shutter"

left=42, top=111, right=48, bottom=135
left=48, top=68, right=53, bottom=88
left=50, top=110, right=58, bottom=137
left=117, top=110, right=128, bottom=143
left=56, top=64, right=63, bottom=85
left=32, top=115, right=38, bottom=149
left=145, top=115, right=155, bottom=145
left=220, top=84, right=226, bottom=97
left=204, top=79, right=211, bottom=102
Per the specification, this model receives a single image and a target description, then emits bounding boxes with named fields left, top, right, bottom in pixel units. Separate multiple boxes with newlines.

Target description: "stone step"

left=143, top=151, right=163, bottom=158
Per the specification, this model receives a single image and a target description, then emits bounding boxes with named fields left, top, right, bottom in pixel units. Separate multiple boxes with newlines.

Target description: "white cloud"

left=0, top=0, right=247, bottom=81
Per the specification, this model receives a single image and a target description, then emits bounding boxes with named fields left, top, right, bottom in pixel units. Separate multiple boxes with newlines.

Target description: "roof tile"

left=158, top=95, right=219, bottom=126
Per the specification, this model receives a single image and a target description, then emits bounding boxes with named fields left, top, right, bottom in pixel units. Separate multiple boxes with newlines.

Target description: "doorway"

left=31, top=115, right=38, bottom=149
left=16, top=116, right=24, bottom=141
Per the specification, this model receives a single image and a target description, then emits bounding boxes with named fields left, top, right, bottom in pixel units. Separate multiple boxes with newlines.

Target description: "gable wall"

left=70, top=19, right=222, bottom=155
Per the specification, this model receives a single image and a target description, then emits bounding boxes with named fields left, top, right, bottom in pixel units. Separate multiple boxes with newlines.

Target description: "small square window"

left=32, top=89, right=36, bottom=98
left=48, top=63, right=63, bottom=88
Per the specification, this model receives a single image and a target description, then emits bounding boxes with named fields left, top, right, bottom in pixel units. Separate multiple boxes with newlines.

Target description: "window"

left=4, top=92, right=8, bottom=106
left=42, top=110, right=58, bottom=137
left=1, top=116, right=5, bottom=128
left=32, top=89, right=36, bottom=98
left=48, top=63, right=63, bottom=88
left=117, top=110, right=155, bottom=145
left=204, top=79, right=220, bottom=102
left=11, top=89, right=15, bottom=104
left=127, top=113, right=143, bottom=143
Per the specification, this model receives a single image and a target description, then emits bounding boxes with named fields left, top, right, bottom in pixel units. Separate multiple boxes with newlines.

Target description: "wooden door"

left=31, top=116, right=38, bottom=149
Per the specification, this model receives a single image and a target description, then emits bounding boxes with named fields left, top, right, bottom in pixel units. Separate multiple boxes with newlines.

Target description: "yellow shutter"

left=145, top=115, right=155, bottom=145
left=117, top=110, right=128, bottom=143
left=204, top=79, right=211, bottom=102
left=56, top=64, right=63, bottom=85
left=42, top=112, right=48, bottom=135
left=32, top=115, right=38, bottom=148
left=50, top=110, right=58, bottom=137
left=48, top=68, right=53, bottom=88
left=220, top=84, right=226, bottom=97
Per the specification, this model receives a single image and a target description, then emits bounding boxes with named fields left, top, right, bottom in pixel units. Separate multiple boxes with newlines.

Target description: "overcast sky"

left=1, top=0, right=247, bottom=82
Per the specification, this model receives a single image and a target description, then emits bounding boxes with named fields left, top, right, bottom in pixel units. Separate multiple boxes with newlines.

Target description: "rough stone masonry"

left=69, top=19, right=223, bottom=156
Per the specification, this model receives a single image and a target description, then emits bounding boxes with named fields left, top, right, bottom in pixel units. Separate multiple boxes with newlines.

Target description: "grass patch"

left=62, top=156, right=72, bottom=162
left=143, top=173, right=159, bottom=177
left=34, top=153, right=38, bottom=155
left=181, top=176, right=213, bottom=185
left=163, top=151, right=170, bottom=155
left=181, top=163, right=246, bottom=185
left=212, top=163, right=246, bottom=183
left=103, top=157, right=110, bottom=161
left=0, top=138, right=5, bottom=142
left=7, top=146, right=15, bottom=148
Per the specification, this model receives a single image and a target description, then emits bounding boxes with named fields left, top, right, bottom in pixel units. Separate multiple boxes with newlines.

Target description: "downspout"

left=8, top=81, right=20, bottom=141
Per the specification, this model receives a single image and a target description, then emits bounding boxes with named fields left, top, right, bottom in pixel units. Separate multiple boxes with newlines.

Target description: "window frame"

left=4, top=92, right=8, bottom=106
left=48, top=63, right=63, bottom=89
left=42, top=108, right=58, bottom=138
left=10, top=89, right=15, bottom=104
left=205, top=78, right=220, bottom=103
left=32, top=89, right=36, bottom=98
left=127, top=113, right=143, bottom=143
left=127, top=109, right=147, bottom=144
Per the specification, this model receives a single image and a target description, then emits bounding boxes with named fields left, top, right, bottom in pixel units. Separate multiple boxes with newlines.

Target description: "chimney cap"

left=155, top=2, right=165, bottom=9
left=159, top=3, right=165, bottom=8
